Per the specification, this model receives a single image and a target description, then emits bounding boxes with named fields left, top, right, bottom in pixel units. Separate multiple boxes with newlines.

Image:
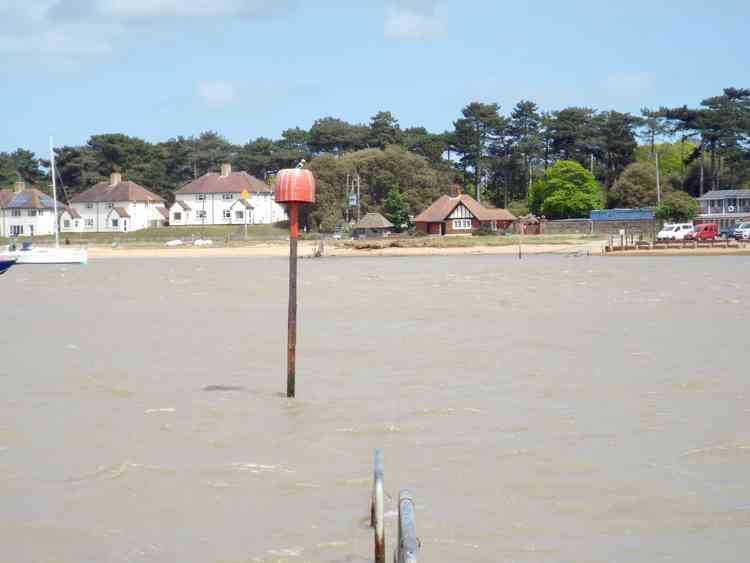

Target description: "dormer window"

left=196, top=193, right=206, bottom=201
left=106, top=202, right=114, bottom=209
left=86, top=203, right=94, bottom=209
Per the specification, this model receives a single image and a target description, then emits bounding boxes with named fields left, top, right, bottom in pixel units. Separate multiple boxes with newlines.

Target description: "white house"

left=0, top=180, right=61, bottom=238
left=67, top=173, right=166, bottom=233
left=172, top=163, right=287, bottom=226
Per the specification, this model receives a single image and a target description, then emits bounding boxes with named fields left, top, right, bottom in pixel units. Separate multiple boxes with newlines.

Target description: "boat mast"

left=50, top=136, right=59, bottom=248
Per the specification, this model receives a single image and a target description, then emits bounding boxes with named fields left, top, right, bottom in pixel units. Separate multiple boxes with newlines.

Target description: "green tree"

left=382, top=185, right=409, bottom=231
left=452, top=102, right=507, bottom=199
left=654, top=190, right=699, bottom=222
left=309, top=117, right=369, bottom=153
left=0, top=149, right=46, bottom=187
left=402, top=127, right=449, bottom=163
left=593, top=110, right=638, bottom=187
left=369, top=111, right=401, bottom=148
left=609, top=161, right=658, bottom=208
left=529, top=160, right=603, bottom=219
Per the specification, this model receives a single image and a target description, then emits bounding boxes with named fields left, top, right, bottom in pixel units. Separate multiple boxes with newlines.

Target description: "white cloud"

left=0, top=0, right=294, bottom=62
left=195, top=80, right=240, bottom=107
left=385, top=0, right=446, bottom=41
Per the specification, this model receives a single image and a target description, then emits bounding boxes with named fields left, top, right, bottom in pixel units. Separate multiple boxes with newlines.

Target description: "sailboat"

left=2, top=138, right=88, bottom=265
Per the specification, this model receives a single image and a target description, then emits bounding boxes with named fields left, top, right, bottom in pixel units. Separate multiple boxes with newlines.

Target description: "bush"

left=472, top=225, right=494, bottom=236
left=655, top=191, right=699, bottom=222
left=529, top=160, right=604, bottom=219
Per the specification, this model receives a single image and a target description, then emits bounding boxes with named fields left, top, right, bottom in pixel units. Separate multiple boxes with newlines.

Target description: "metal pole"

left=287, top=202, right=298, bottom=398
left=396, top=490, right=418, bottom=563
left=372, top=449, right=384, bottom=563
left=655, top=151, right=661, bottom=203
left=357, top=174, right=361, bottom=222
left=49, top=136, right=59, bottom=248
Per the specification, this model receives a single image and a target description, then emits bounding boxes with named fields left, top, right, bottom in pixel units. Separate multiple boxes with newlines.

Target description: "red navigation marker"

left=274, top=168, right=316, bottom=398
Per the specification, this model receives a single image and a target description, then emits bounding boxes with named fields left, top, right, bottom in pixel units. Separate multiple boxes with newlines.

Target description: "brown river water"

left=1, top=254, right=749, bottom=562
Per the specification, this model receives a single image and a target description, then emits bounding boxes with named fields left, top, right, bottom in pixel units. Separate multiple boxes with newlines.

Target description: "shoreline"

left=85, top=240, right=606, bottom=259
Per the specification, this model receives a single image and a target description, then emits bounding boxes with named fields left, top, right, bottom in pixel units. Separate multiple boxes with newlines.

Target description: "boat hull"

left=4, top=247, right=88, bottom=265
left=0, top=259, right=16, bottom=274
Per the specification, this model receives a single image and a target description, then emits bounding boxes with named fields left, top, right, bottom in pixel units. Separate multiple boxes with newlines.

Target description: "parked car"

left=720, top=224, right=738, bottom=239
left=657, top=223, right=694, bottom=240
left=686, top=223, right=719, bottom=240
left=734, top=222, right=750, bottom=240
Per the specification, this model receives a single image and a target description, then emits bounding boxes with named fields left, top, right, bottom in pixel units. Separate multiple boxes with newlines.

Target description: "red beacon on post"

left=274, top=166, right=315, bottom=399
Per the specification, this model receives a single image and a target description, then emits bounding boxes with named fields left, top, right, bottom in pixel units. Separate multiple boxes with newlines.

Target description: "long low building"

left=415, top=184, right=516, bottom=235
left=695, top=189, right=750, bottom=230
left=171, top=164, right=287, bottom=226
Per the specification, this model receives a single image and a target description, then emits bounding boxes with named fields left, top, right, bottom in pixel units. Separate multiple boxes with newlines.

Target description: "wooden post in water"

left=274, top=168, right=316, bottom=399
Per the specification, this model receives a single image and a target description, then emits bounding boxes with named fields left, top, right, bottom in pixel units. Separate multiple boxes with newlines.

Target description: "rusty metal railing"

left=371, top=449, right=385, bottom=563
left=395, top=489, right=418, bottom=563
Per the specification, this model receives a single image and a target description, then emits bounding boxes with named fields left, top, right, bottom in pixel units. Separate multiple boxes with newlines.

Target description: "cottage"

left=415, top=184, right=516, bottom=235
left=0, top=180, right=62, bottom=238
left=352, top=212, right=394, bottom=238
left=68, top=173, right=166, bottom=233
left=172, top=163, right=286, bottom=226
left=695, top=189, right=750, bottom=230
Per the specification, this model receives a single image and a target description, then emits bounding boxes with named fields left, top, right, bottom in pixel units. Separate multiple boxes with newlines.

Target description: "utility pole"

left=357, top=174, right=361, bottom=222
left=655, top=151, right=661, bottom=204
left=590, top=153, right=594, bottom=175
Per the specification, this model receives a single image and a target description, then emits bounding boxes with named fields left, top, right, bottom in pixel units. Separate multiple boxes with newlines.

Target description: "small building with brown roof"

left=172, top=163, right=286, bottom=226
left=0, top=180, right=64, bottom=238
left=352, top=212, right=394, bottom=238
left=414, top=184, right=516, bottom=235
left=68, top=172, right=166, bottom=233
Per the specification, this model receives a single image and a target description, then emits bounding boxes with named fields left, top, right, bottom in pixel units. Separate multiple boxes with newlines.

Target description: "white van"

left=657, top=223, right=694, bottom=240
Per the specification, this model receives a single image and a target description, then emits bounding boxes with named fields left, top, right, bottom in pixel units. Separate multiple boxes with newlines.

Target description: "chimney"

left=220, top=163, right=232, bottom=177
left=450, top=181, right=462, bottom=197
left=110, top=172, right=122, bottom=186
left=14, top=180, right=25, bottom=193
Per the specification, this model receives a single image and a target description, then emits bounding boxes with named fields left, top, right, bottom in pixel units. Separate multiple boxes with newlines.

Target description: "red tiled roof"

left=113, top=206, right=130, bottom=218
left=415, top=193, right=517, bottom=223
left=175, top=171, right=271, bottom=195
left=173, top=200, right=192, bottom=211
left=70, top=180, right=164, bottom=204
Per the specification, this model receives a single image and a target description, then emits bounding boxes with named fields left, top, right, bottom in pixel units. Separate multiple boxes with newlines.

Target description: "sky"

left=1, top=0, right=748, bottom=157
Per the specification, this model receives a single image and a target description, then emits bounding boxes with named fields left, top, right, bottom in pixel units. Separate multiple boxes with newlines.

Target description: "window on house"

left=106, top=202, right=114, bottom=209
left=10, top=225, right=23, bottom=236
left=63, top=220, right=71, bottom=228
left=223, top=210, right=231, bottom=219
left=74, top=221, right=79, bottom=228
left=235, top=211, right=244, bottom=219
left=452, top=219, right=472, bottom=230
left=28, top=210, right=37, bottom=216
left=86, top=203, right=94, bottom=209
left=112, top=219, right=119, bottom=228
left=145, top=200, right=151, bottom=206
left=85, top=219, right=94, bottom=228
left=197, top=194, right=206, bottom=201
left=11, top=209, right=21, bottom=217
left=196, top=210, right=207, bottom=219
left=222, top=193, right=234, bottom=200
left=173, top=212, right=182, bottom=221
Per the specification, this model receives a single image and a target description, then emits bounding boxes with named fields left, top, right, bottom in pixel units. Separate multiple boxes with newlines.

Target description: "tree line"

left=1, top=87, right=748, bottom=229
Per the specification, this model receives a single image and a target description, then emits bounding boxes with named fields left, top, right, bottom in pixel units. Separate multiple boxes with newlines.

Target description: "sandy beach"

left=86, top=240, right=606, bottom=259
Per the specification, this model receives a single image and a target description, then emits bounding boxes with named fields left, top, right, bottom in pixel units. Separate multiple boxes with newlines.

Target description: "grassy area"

left=0, top=224, right=289, bottom=246
left=341, top=233, right=603, bottom=250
